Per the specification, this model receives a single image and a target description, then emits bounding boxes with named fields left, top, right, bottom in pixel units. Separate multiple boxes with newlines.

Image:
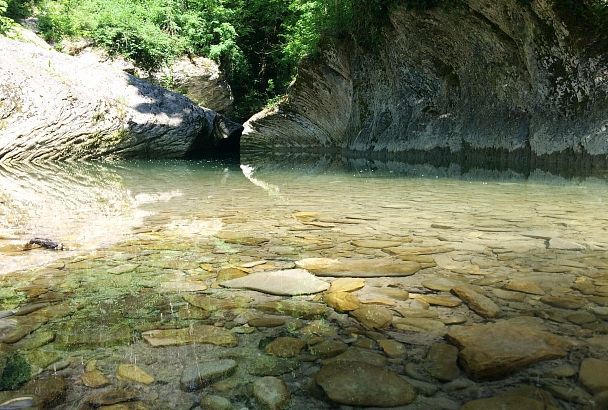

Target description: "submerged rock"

left=315, top=362, right=417, bottom=407
left=447, top=319, right=569, bottom=379
left=220, top=269, right=329, bottom=295
left=461, top=386, right=559, bottom=410
left=0, top=36, right=240, bottom=162
left=579, top=358, right=608, bottom=394
left=296, top=257, right=420, bottom=277
left=142, top=324, right=237, bottom=347
left=180, top=359, right=237, bottom=392
left=252, top=376, right=290, bottom=410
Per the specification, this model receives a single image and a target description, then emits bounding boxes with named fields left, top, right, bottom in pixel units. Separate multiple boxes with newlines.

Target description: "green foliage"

left=30, top=0, right=453, bottom=118
left=0, top=353, right=31, bottom=391
left=0, top=0, right=12, bottom=33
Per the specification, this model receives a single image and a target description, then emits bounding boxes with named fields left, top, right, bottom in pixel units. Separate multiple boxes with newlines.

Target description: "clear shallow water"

left=0, top=159, right=607, bottom=409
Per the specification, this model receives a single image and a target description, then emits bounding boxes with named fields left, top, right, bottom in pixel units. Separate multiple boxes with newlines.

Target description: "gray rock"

left=149, top=56, right=234, bottom=113
left=220, top=269, right=329, bottom=296
left=252, top=376, right=290, bottom=410
left=180, top=359, right=237, bottom=392
left=0, top=36, right=240, bottom=162
left=547, top=238, right=585, bottom=251
left=200, top=395, right=232, bottom=410
left=242, top=2, right=608, bottom=157
left=315, top=362, right=417, bottom=407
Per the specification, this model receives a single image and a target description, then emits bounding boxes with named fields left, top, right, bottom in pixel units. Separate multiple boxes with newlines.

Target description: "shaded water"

left=0, top=159, right=607, bottom=409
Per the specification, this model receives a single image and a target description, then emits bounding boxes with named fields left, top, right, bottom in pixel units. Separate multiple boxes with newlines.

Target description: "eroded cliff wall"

left=0, top=36, right=240, bottom=162
left=242, top=0, right=608, bottom=157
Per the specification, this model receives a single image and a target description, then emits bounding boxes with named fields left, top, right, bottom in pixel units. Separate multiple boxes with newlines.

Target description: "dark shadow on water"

left=240, top=146, right=608, bottom=182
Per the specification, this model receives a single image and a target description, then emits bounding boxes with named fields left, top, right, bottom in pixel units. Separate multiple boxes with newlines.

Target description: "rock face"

left=0, top=36, right=240, bottom=162
left=242, top=0, right=608, bottom=157
left=149, top=56, right=234, bottom=114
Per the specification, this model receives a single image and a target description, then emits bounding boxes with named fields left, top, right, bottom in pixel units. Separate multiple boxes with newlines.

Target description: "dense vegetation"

left=1, top=0, right=607, bottom=119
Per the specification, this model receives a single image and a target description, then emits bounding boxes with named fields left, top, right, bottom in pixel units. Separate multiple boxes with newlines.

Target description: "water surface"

left=0, top=158, right=607, bottom=408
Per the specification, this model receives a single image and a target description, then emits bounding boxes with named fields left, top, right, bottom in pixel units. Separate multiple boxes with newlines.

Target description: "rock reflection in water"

left=0, top=157, right=607, bottom=409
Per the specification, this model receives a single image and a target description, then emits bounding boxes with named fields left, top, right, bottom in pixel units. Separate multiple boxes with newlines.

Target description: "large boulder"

left=0, top=36, right=240, bottom=161
left=149, top=56, right=234, bottom=114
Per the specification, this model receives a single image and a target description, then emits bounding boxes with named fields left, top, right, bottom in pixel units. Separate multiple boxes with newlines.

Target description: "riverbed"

left=0, top=158, right=607, bottom=409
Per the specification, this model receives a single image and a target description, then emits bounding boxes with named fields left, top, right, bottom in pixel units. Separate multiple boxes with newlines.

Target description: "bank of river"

left=0, top=159, right=607, bottom=409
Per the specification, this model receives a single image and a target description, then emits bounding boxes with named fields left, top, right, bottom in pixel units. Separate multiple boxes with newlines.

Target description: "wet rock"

left=377, top=339, right=406, bottom=358
left=255, top=300, right=328, bottom=319
left=315, top=362, right=416, bottom=407
left=22, top=376, right=67, bottom=408
left=579, top=358, right=608, bottom=394
left=422, top=278, right=459, bottom=292
left=142, top=324, right=237, bottom=347
left=243, top=354, right=299, bottom=377
left=447, top=319, right=569, bottom=379
left=393, top=317, right=447, bottom=335
left=85, top=389, right=138, bottom=406
left=309, top=340, right=348, bottom=358
left=14, top=331, right=54, bottom=350
left=350, top=306, right=392, bottom=330
left=567, top=311, right=596, bottom=324
left=217, top=233, right=269, bottom=246
left=116, top=364, right=154, bottom=385
left=200, top=395, right=232, bottom=410
left=323, top=292, right=360, bottom=312
left=546, top=364, right=577, bottom=378
left=81, top=370, right=110, bottom=388
left=426, top=343, right=460, bottom=381
left=217, top=267, right=248, bottom=282
left=541, top=295, right=587, bottom=310
left=0, top=397, right=34, bottom=409
left=417, top=294, right=461, bottom=307
left=461, top=387, right=558, bottom=409
left=248, top=316, right=286, bottom=328
left=451, top=286, right=500, bottom=318
left=322, top=348, right=387, bottom=367
left=296, top=257, right=420, bottom=277
left=183, top=295, right=251, bottom=311
left=252, top=376, right=290, bottom=410
left=0, top=317, right=43, bottom=344
left=108, top=264, right=139, bottom=275
left=491, top=288, right=526, bottom=302
left=504, top=280, right=545, bottom=295
left=547, top=238, right=585, bottom=251
left=220, top=269, right=329, bottom=296
left=351, top=239, right=403, bottom=249
left=180, top=359, right=237, bottom=392
left=265, top=337, right=306, bottom=358
left=542, top=381, right=591, bottom=403
left=328, top=278, right=365, bottom=293
left=370, top=287, right=410, bottom=301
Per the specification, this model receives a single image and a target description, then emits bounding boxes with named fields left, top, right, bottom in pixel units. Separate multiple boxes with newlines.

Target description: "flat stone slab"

left=296, top=257, right=420, bottom=277
left=255, top=300, right=328, bottom=319
left=315, top=362, right=417, bottom=407
left=451, top=286, right=500, bottom=318
left=220, top=269, right=329, bottom=295
left=579, top=358, right=608, bottom=394
left=142, top=324, right=237, bottom=347
left=547, top=237, right=585, bottom=251
left=180, top=359, right=237, bottom=391
left=447, top=319, right=569, bottom=379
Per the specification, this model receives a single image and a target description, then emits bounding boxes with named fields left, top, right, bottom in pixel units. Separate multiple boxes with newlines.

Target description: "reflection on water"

left=0, top=157, right=607, bottom=409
